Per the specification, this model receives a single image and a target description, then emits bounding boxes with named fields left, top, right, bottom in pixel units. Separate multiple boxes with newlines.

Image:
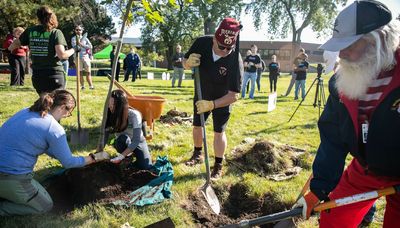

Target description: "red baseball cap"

left=215, top=18, right=241, bottom=47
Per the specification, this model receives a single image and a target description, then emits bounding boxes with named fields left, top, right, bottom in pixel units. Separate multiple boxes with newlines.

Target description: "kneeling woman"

left=107, top=90, right=152, bottom=169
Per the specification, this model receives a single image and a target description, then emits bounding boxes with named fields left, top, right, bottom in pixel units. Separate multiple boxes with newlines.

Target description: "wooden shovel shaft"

left=314, top=185, right=399, bottom=212
left=76, top=46, right=81, bottom=130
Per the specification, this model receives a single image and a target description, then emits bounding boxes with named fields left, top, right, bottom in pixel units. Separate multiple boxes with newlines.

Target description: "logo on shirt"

left=219, top=67, right=227, bottom=76
left=391, top=98, right=400, bottom=114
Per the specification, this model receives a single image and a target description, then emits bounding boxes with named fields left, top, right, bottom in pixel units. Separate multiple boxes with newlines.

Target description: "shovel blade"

left=200, top=184, right=220, bottom=215
left=70, top=129, right=89, bottom=145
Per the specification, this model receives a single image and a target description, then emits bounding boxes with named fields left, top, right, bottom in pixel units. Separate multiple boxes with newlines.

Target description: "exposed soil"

left=230, top=140, right=306, bottom=180
left=43, top=161, right=158, bottom=214
left=159, top=109, right=192, bottom=125
left=184, top=183, right=291, bottom=227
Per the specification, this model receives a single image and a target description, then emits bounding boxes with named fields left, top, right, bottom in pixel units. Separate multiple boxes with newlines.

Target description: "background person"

left=172, top=44, right=185, bottom=88
left=5, top=27, right=28, bottom=86
left=123, top=48, right=140, bottom=82
left=105, top=90, right=152, bottom=170
left=241, top=44, right=261, bottom=99
left=283, top=48, right=305, bottom=97
left=268, top=54, right=280, bottom=93
left=71, top=25, right=94, bottom=90
left=294, top=53, right=308, bottom=100
left=110, top=45, right=121, bottom=81
left=256, top=57, right=265, bottom=92
left=294, top=1, right=400, bottom=227
left=183, top=17, right=243, bottom=179
left=0, top=90, right=108, bottom=216
left=8, top=5, right=76, bottom=94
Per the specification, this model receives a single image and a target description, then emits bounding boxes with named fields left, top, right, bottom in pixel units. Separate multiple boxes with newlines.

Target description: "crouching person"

left=105, top=90, right=152, bottom=170
left=0, top=90, right=108, bottom=216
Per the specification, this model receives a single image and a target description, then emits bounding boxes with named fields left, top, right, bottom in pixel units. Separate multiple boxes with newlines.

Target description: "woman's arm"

left=55, top=44, right=75, bottom=60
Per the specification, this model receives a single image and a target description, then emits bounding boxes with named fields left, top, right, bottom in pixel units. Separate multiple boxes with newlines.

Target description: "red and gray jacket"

left=310, top=51, right=400, bottom=200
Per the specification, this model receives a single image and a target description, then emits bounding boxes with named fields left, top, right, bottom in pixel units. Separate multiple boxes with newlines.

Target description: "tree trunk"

left=204, top=18, right=216, bottom=35
left=166, top=45, right=174, bottom=70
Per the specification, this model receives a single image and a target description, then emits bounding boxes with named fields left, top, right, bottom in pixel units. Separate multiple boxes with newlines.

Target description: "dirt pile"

left=230, top=140, right=306, bottom=180
left=159, top=109, right=192, bottom=125
left=44, top=161, right=157, bottom=213
left=184, top=183, right=290, bottom=227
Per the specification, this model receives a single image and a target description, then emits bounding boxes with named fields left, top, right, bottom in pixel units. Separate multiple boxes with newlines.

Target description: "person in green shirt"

left=8, top=5, right=76, bottom=95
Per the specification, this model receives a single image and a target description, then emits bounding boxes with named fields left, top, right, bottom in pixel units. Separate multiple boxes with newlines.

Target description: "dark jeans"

left=9, top=54, right=26, bottom=86
left=114, top=134, right=152, bottom=170
left=111, top=62, right=121, bottom=81
left=124, top=67, right=138, bottom=82
left=269, top=74, right=278, bottom=92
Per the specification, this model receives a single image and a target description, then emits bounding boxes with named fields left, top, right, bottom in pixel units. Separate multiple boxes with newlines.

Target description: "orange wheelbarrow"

left=109, top=77, right=166, bottom=140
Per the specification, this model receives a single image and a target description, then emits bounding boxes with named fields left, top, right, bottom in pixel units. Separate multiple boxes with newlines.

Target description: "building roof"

left=110, top=36, right=143, bottom=47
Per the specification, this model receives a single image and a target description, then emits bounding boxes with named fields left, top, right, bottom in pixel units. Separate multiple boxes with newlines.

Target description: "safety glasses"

left=217, top=41, right=234, bottom=51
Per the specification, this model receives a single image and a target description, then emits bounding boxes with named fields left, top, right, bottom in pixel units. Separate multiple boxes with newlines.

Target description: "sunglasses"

left=75, top=29, right=82, bottom=31
left=217, top=42, right=234, bottom=51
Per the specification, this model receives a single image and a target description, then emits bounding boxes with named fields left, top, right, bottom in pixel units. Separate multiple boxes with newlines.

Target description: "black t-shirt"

left=185, top=36, right=243, bottom=101
left=268, top=61, right=280, bottom=75
left=19, top=25, right=66, bottom=71
left=296, top=60, right=309, bottom=80
left=244, top=54, right=261, bottom=73
left=172, top=52, right=185, bottom=68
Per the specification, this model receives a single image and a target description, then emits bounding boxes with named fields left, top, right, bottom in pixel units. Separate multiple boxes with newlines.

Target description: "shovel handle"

left=314, top=185, right=399, bottom=212
left=76, top=49, right=82, bottom=130
left=194, top=67, right=211, bottom=184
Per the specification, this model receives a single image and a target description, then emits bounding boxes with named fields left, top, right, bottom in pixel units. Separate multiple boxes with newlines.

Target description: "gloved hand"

left=293, top=191, right=320, bottom=219
left=93, top=151, right=110, bottom=161
left=110, top=153, right=125, bottom=164
left=186, top=53, right=201, bottom=68
left=73, top=46, right=81, bottom=53
left=196, top=100, right=214, bottom=114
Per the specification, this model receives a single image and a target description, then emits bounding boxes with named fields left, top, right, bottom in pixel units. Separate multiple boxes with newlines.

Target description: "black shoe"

left=185, top=150, right=204, bottom=166
left=211, top=163, right=223, bottom=180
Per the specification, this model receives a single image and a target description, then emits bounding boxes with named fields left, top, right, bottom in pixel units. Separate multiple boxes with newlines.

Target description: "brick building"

left=240, top=41, right=324, bottom=72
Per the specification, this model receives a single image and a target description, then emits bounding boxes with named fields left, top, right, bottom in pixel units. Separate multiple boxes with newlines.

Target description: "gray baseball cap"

left=319, top=0, right=391, bottom=51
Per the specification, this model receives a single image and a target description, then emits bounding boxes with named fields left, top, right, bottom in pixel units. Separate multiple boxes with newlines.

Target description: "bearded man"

left=294, top=1, right=400, bottom=227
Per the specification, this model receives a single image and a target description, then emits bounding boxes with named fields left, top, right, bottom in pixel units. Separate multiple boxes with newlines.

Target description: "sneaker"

left=211, top=163, right=223, bottom=180
left=89, top=86, right=94, bottom=90
left=81, top=86, right=85, bottom=90
left=185, top=150, right=204, bottom=166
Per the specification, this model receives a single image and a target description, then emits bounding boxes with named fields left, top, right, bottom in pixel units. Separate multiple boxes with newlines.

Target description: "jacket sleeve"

left=310, top=76, right=349, bottom=201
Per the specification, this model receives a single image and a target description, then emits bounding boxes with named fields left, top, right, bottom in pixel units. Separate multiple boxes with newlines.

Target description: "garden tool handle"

left=314, top=185, right=400, bottom=212
left=76, top=47, right=81, bottom=130
left=295, top=174, right=313, bottom=202
left=194, top=67, right=211, bottom=183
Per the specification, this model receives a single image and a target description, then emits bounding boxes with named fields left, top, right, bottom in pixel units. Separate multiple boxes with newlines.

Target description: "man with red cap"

left=294, top=1, right=400, bottom=227
left=183, top=18, right=243, bottom=179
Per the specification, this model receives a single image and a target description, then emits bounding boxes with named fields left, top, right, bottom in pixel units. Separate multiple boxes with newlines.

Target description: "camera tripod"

left=288, top=75, right=326, bottom=122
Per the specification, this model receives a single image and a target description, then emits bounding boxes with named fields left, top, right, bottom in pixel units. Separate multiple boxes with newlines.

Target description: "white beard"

left=335, top=47, right=380, bottom=100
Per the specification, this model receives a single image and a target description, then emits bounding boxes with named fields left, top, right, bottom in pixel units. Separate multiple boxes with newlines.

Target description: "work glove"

left=196, top=100, right=214, bottom=114
left=186, top=53, right=201, bottom=68
left=110, top=153, right=125, bottom=164
left=93, top=151, right=110, bottom=161
left=293, top=191, right=320, bottom=219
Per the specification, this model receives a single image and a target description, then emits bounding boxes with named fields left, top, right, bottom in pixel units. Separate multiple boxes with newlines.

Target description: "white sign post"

left=147, top=72, right=154, bottom=80
left=267, top=92, right=277, bottom=112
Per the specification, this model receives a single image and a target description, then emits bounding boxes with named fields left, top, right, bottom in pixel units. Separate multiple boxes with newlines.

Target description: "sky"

left=117, top=0, right=400, bottom=44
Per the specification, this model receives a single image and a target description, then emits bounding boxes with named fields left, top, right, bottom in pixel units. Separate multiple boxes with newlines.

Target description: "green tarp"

left=93, top=44, right=126, bottom=59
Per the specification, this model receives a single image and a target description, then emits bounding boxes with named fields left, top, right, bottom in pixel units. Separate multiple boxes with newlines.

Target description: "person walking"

left=8, top=5, right=76, bottom=94
left=183, top=17, right=243, bottom=179
left=172, top=44, right=185, bottom=88
left=110, top=45, right=121, bottom=81
left=71, top=25, right=94, bottom=90
left=0, top=90, right=108, bottom=216
left=294, top=1, right=400, bottom=227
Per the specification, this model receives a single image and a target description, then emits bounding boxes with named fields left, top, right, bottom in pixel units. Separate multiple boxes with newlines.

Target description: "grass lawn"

left=0, top=71, right=384, bottom=227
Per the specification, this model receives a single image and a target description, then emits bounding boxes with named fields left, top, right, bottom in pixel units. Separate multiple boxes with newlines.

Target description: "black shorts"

left=32, top=69, right=65, bottom=95
left=193, top=103, right=231, bottom=133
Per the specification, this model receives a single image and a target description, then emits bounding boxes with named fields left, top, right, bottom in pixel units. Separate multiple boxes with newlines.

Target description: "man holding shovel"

left=183, top=18, right=243, bottom=179
left=294, top=1, right=400, bottom=227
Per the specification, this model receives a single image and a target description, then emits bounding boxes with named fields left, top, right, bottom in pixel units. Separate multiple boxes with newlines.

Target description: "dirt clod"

left=159, top=109, right=192, bottom=125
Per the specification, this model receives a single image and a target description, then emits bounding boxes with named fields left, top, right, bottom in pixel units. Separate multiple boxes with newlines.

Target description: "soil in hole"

left=159, top=109, right=192, bottom=125
left=230, top=140, right=306, bottom=180
left=184, top=183, right=291, bottom=227
left=43, top=161, right=158, bottom=214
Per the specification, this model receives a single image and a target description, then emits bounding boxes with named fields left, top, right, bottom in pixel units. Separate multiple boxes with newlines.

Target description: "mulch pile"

left=229, top=140, right=306, bottom=181
left=43, top=160, right=157, bottom=214
left=159, top=109, right=192, bottom=125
